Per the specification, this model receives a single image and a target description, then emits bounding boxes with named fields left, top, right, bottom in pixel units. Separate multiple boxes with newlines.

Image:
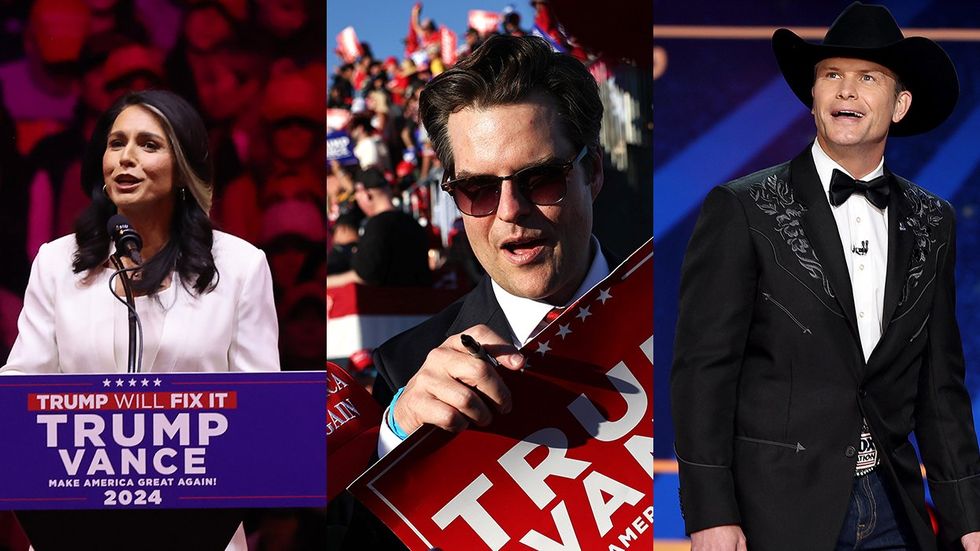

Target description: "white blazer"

left=3, top=231, right=280, bottom=375
left=3, top=231, right=280, bottom=551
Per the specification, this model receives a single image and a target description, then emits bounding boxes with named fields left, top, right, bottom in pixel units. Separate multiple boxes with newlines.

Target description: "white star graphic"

left=576, top=306, right=592, bottom=321
left=102, top=379, right=112, bottom=387
left=141, top=379, right=150, bottom=387
left=557, top=324, right=572, bottom=339
left=597, top=288, right=613, bottom=304
left=153, top=378, right=162, bottom=387
left=536, top=341, right=552, bottom=356
left=115, top=378, right=124, bottom=387
left=128, top=379, right=137, bottom=387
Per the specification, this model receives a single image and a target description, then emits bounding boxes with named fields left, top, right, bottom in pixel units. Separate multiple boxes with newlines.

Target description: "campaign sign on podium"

left=0, top=371, right=326, bottom=509
left=351, top=239, right=653, bottom=551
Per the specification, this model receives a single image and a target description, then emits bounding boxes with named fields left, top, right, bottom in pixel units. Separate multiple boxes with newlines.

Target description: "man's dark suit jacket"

left=357, top=249, right=617, bottom=550
left=372, top=276, right=511, bottom=407
left=333, top=277, right=509, bottom=551
left=671, top=147, right=980, bottom=550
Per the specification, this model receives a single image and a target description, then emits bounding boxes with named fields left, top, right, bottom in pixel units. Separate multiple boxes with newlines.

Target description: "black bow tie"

left=829, top=169, right=890, bottom=209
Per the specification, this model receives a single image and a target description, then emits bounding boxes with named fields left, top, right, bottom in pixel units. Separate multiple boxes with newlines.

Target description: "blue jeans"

left=835, top=470, right=917, bottom=550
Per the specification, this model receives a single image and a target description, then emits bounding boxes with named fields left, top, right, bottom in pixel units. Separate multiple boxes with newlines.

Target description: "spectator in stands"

left=365, top=75, right=391, bottom=137
left=349, top=113, right=392, bottom=173
left=260, top=198, right=325, bottom=299
left=457, top=27, right=482, bottom=59
left=261, top=67, right=325, bottom=174
left=163, top=0, right=242, bottom=110
left=408, top=3, right=440, bottom=55
left=326, top=168, right=431, bottom=289
left=263, top=171, right=325, bottom=212
left=502, top=7, right=524, bottom=36
left=218, top=67, right=323, bottom=242
left=0, top=0, right=90, bottom=123
left=329, top=62, right=354, bottom=108
left=84, top=0, right=149, bottom=43
left=253, top=0, right=324, bottom=64
left=327, top=160, right=359, bottom=219
left=327, top=211, right=362, bottom=276
left=102, top=43, right=166, bottom=104
left=279, top=281, right=325, bottom=371
left=351, top=51, right=373, bottom=93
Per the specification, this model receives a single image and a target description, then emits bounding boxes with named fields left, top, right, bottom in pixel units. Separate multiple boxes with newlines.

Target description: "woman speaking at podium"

left=2, top=89, right=279, bottom=376
left=1, top=90, right=279, bottom=550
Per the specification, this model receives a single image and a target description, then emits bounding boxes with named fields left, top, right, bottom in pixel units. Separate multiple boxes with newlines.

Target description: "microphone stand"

left=109, top=254, right=141, bottom=373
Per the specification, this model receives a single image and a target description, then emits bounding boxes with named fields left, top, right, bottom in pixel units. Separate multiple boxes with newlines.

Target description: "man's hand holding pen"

left=392, top=324, right=525, bottom=434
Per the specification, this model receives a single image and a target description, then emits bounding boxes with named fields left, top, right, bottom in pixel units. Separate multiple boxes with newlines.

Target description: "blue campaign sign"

left=327, top=130, right=359, bottom=166
left=0, top=372, right=326, bottom=510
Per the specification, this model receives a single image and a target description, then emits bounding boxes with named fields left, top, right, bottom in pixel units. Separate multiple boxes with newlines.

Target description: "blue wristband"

left=387, top=387, right=410, bottom=440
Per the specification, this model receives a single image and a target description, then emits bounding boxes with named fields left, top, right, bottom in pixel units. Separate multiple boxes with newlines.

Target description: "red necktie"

left=532, top=306, right=564, bottom=338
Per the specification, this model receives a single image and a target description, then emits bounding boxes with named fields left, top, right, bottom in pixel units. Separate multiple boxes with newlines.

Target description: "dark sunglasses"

left=441, top=146, right=588, bottom=217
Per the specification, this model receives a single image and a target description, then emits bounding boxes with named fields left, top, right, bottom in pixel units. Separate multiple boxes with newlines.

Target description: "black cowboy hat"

left=772, top=2, right=958, bottom=136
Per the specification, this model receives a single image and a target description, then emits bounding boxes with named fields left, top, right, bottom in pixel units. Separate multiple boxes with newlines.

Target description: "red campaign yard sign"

left=351, top=239, right=653, bottom=551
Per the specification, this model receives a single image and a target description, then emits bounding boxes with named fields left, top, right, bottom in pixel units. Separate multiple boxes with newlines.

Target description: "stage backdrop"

left=654, top=1, right=980, bottom=547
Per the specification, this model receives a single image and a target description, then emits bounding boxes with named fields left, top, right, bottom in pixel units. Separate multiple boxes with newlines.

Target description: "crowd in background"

left=0, top=0, right=327, bottom=376
left=0, top=0, right=325, bottom=549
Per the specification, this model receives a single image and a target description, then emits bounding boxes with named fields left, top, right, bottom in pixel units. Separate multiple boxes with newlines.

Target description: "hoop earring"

left=102, top=184, right=108, bottom=195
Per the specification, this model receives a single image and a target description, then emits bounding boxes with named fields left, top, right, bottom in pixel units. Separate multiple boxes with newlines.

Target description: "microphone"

left=107, top=214, right=143, bottom=265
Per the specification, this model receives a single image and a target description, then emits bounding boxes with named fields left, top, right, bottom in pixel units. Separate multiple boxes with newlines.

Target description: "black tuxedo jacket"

left=671, top=147, right=980, bottom=550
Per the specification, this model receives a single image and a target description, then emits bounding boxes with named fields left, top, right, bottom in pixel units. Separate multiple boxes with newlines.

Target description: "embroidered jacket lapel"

left=881, top=173, right=915, bottom=330
left=791, top=149, right=863, bottom=350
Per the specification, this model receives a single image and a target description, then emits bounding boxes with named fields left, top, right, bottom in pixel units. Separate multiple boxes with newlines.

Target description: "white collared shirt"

left=377, top=237, right=610, bottom=457
left=811, top=140, right=887, bottom=361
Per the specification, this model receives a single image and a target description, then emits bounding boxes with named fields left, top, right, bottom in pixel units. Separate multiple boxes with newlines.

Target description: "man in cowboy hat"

left=671, top=2, right=980, bottom=550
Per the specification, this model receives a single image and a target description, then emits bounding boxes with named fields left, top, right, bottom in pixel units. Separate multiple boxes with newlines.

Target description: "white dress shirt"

left=811, top=141, right=887, bottom=361
left=378, top=237, right=610, bottom=457
left=812, top=141, right=888, bottom=476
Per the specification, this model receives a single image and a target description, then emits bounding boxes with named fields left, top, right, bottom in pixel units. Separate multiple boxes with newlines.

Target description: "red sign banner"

left=468, top=10, right=502, bottom=36
left=440, top=27, right=458, bottom=67
left=328, top=362, right=381, bottom=501
left=350, top=239, right=653, bottom=551
left=336, top=26, right=363, bottom=63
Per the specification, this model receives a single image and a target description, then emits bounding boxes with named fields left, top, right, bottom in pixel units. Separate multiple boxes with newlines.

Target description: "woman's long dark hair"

left=73, top=90, right=217, bottom=295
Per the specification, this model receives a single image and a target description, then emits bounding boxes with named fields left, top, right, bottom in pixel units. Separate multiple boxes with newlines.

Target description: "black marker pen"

left=460, top=334, right=502, bottom=369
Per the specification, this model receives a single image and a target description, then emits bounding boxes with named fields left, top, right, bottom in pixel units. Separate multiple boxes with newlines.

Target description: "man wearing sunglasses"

left=369, top=34, right=606, bottom=458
